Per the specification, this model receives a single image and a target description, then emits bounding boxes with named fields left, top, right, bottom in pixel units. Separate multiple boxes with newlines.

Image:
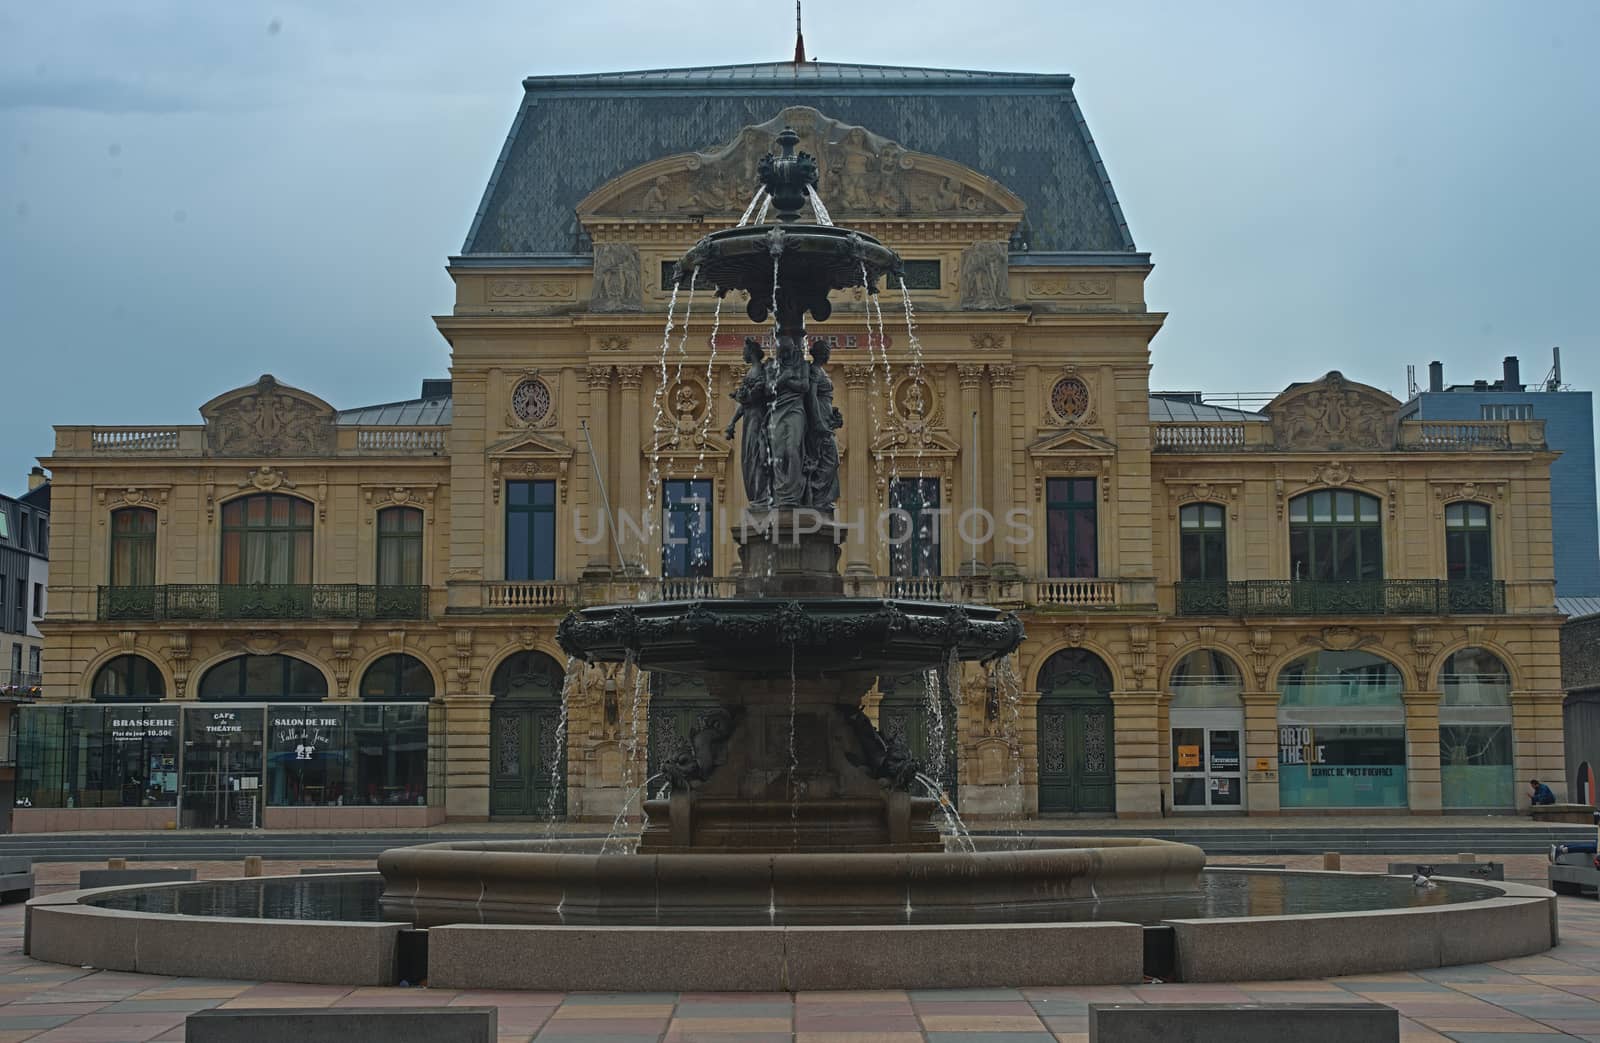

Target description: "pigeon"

left=1412, top=872, right=1437, bottom=890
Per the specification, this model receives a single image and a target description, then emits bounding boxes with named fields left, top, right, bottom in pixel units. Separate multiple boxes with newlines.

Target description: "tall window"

left=198, top=654, right=328, bottom=701
left=17, top=511, right=28, bottom=550
left=1445, top=502, right=1492, bottom=581
left=662, top=480, right=712, bottom=578
left=110, top=508, right=158, bottom=586
left=889, top=477, right=941, bottom=577
left=221, top=495, right=313, bottom=585
left=35, top=516, right=47, bottom=555
left=1179, top=503, right=1227, bottom=581
left=505, top=480, right=556, bottom=581
left=377, top=507, right=424, bottom=586
left=1046, top=478, right=1097, bottom=578
left=1288, top=490, right=1381, bottom=581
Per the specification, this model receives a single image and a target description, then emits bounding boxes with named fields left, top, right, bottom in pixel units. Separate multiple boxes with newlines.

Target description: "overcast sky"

left=2, top=1, right=1596, bottom=491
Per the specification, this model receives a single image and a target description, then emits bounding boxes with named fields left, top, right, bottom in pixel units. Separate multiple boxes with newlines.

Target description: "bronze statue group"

left=724, top=335, right=843, bottom=511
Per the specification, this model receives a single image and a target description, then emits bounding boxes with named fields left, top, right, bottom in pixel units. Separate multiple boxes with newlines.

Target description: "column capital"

left=987, top=363, right=1016, bottom=388
left=957, top=363, right=985, bottom=390
left=583, top=365, right=614, bottom=390
left=616, top=365, right=645, bottom=390
left=840, top=364, right=872, bottom=389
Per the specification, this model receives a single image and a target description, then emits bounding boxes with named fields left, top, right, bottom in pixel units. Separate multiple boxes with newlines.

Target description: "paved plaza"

left=0, top=858, right=1592, bottom=1042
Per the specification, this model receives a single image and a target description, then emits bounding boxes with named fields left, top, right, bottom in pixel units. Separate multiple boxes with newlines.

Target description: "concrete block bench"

left=1387, top=861, right=1504, bottom=882
left=1532, top=803, right=1597, bottom=824
left=1088, top=1002, right=1398, bottom=1042
left=185, top=1006, right=496, bottom=1042
left=78, top=868, right=197, bottom=889
left=0, top=857, right=33, bottom=903
left=1550, top=851, right=1600, bottom=896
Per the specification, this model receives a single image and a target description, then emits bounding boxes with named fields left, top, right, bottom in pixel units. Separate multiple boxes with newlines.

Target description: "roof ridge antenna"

left=793, top=0, right=807, bottom=63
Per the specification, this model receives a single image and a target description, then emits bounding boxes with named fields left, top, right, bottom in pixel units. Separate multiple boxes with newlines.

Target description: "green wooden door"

left=490, top=702, right=565, bottom=817
left=1036, top=650, right=1115, bottom=814
left=878, top=672, right=959, bottom=803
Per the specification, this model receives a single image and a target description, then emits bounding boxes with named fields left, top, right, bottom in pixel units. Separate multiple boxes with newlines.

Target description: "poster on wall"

left=1177, top=745, right=1201, bottom=769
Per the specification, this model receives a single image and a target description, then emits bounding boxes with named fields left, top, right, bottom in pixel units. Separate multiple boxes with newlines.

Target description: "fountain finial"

left=757, top=126, right=818, bottom=224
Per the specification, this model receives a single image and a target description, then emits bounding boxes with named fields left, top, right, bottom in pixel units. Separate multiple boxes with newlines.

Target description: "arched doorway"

left=646, top=672, right=719, bottom=797
left=1168, top=649, right=1245, bottom=812
left=1036, top=649, right=1115, bottom=813
left=489, top=651, right=566, bottom=817
left=1439, top=647, right=1514, bottom=811
left=877, top=670, right=959, bottom=803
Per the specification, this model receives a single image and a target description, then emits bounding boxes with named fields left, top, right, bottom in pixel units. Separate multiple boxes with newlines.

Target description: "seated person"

left=1529, top=779, right=1557, bottom=806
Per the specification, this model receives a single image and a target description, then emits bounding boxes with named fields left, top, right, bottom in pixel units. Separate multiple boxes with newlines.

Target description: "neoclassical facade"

left=18, top=62, right=1565, bottom=829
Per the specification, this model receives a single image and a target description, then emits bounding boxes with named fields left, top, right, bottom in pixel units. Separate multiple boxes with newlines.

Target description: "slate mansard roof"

left=463, top=60, right=1137, bottom=259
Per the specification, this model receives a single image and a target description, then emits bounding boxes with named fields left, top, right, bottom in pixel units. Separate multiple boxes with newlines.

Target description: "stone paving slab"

left=3, top=860, right=1600, bottom=1040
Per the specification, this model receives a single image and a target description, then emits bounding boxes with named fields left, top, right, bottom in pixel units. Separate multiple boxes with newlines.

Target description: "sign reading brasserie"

left=109, top=711, right=177, bottom=743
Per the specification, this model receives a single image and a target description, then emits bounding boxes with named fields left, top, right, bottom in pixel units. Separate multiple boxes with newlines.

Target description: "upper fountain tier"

left=673, top=126, right=904, bottom=328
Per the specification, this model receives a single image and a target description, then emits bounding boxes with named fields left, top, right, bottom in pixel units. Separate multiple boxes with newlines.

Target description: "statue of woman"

left=725, top=338, right=774, bottom=508
left=766, top=335, right=811, bottom=508
left=806, top=339, right=842, bottom=511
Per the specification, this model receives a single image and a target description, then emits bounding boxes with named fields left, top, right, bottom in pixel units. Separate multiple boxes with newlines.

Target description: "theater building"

left=17, top=60, right=1566, bottom=829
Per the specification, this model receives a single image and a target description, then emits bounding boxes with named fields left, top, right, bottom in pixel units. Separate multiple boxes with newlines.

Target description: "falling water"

left=542, top=658, right=579, bottom=837
left=736, top=186, right=768, bottom=228
left=788, top=643, right=800, bottom=846
left=804, top=184, right=833, bottom=226
left=643, top=271, right=697, bottom=583
left=600, top=776, right=663, bottom=856
left=992, top=653, right=1026, bottom=828
left=866, top=279, right=901, bottom=573
left=897, top=277, right=934, bottom=579
left=915, top=771, right=975, bottom=854
left=755, top=192, right=772, bottom=225
left=595, top=649, right=648, bottom=854
left=921, top=668, right=947, bottom=785
left=695, top=294, right=725, bottom=473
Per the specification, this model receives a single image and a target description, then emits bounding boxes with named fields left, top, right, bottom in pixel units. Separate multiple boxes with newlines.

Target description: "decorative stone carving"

left=1248, top=629, right=1274, bottom=689
left=616, top=365, right=645, bottom=391
left=988, top=364, right=1015, bottom=388
left=1166, top=480, right=1242, bottom=519
left=488, top=277, right=575, bottom=302
left=840, top=364, right=872, bottom=390
left=1411, top=625, right=1441, bottom=683
left=1128, top=624, right=1152, bottom=690
left=959, top=241, right=1011, bottom=310
left=453, top=628, right=473, bottom=689
left=202, top=375, right=336, bottom=456
left=1041, top=367, right=1098, bottom=428
left=576, top=106, right=1025, bottom=221
left=1063, top=623, right=1087, bottom=648
left=238, top=466, right=296, bottom=493
left=363, top=485, right=436, bottom=516
left=970, top=332, right=1006, bottom=352
left=584, top=366, right=614, bottom=392
left=1304, top=626, right=1377, bottom=652
left=510, top=376, right=554, bottom=427
left=596, top=335, right=631, bottom=353
left=1267, top=371, right=1398, bottom=451
left=1308, top=461, right=1356, bottom=487
left=168, top=632, right=190, bottom=699
left=957, top=364, right=985, bottom=391
left=1025, top=276, right=1113, bottom=299
left=330, top=632, right=353, bottom=698
left=591, top=243, right=642, bottom=312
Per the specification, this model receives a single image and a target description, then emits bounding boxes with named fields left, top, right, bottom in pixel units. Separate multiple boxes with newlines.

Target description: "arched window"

left=1279, top=649, right=1401, bottom=708
left=221, top=494, right=313, bottom=585
left=110, top=508, right=157, bottom=586
left=1036, top=649, right=1115, bottom=813
left=198, top=654, right=328, bottom=700
left=1277, top=650, right=1405, bottom=810
left=377, top=507, right=424, bottom=587
left=1439, top=646, right=1513, bottom=810
left=491, top=650, right=565, bottom=700
left=1288, top=490, right=1382, bottom=581
left=91, top=654, right=166, bottom=701
left=1168, top=649, right=1243, bottom=708
left=360, top=653, right=435, bottom=701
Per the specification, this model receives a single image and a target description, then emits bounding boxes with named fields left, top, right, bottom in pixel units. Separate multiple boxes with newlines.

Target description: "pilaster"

left=1512, top=689, right=1569, bottom=802
left=987, top=365, right=1015, bottom=569
left=1240, top=690, right=1282, bottom=815
left=841, top=364, right=872, bottom=574
left=444, top=693, right=495, bottom=821
left=1109, top=689, right=1161, bottom=816
left=1403, top=689, right=1443, bottom=813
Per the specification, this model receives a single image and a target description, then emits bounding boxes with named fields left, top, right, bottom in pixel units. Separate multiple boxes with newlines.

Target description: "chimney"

left=27, top=466, right=46, bottom=492
left=1502, top=355, right=1522, bottom=391
left=1428, top=361, right=1443, bottom=393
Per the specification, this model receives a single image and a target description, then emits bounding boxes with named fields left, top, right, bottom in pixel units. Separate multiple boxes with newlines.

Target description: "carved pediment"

left=1027, top=428, right=1117, bottom=459
left=201, top=375, right=336, bottom=457
left=489, top=433, right=575, bottom=504
left=1266, top=372, right=1398, bottom=451
left=577, top=107, right=1027, bottom=224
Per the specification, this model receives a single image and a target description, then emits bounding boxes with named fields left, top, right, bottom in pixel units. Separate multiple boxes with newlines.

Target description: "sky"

left=2, top=0, right=1597, bottom=491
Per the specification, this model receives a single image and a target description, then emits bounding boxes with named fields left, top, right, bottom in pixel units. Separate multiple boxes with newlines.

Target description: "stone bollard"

left=243, top=856, right=263, bottom=878
left=1322, top=851, right=1341, bottom=871
left=108, top=858, right=127, bottom=870
left=1459, top=852, right=1476, bottom=863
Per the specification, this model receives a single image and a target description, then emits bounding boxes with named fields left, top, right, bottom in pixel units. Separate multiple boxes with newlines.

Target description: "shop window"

left=1277, top=650, right=1405, bottom=809
left=197, top=654, right=328, bottom=701
left=888, top=478, right=941, bottom=577
left=1045, top=478, right=1097, bottom=578
left=1445, top=502, right=1492, bottom=582
left=662, top=479, right=713, bottom=578
left=1288, top=490, right=1382, bottom=581
left=360, top=653, right=436, bottom=701
left=377, top=507, right=424, bottom=586
left=505, top=480, right=556, bottom=581
left=1440, top=646, right=1514, bottom=809
left=92, top=655, right=166, bottom=701
left=1168, top=649, right=1243, bottom=708
left=1178, top=504, right=1227, bottom=581
left=1279, top=649, right=1401, bottom=708
left=16, top=705, right=179, bottom=809
left=221, top=495, right=314, bottom=585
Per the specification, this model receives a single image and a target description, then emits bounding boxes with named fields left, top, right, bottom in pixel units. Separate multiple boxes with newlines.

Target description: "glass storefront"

left=1169, top=650, right=1245, bottom=812
left=17, top=702, right=431, bottom=825
left=1439, top=647, right=1514, bottom=810
left=1278, top=650, right=1407, bottom=809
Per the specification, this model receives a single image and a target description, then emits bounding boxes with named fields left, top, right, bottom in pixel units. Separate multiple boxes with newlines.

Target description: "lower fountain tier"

left=376, top=836, right=1208, bottom=929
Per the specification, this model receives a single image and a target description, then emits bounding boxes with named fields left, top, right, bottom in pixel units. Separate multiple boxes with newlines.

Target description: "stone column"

left=1110, top=689, right=1162, bottom=816
left=1404, top=689, right=1443, bottom=813
left=616, top=365, right=644, bottom=569
left=987, top=365, right=1016, bottom=571
left=957, top=364, right=986, bottom=574
left=443, top=694, right=495, bottom=821
left=582, top=365, right=614, bottom=570
left=1241, top=690, right=1282, bottom=815
left=1512, top=689, right=1569, bottom=803
left=840, top=364, right=873, bottom=575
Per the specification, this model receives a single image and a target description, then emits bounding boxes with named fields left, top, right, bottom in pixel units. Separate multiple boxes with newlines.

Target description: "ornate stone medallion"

left=512, top=379, right=552, bottom=424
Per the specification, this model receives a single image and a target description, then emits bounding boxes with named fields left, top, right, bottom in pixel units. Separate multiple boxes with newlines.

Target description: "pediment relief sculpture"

left=201, top=374, right=336, bottom=457
left=1266, top=371, right=1398, bottom=451
left=577, top=107, right=1026, bottom=224
left=591, top=242, right=643, bottom=312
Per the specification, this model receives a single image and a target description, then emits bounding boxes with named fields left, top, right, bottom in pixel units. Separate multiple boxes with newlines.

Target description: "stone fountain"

left=378, top=127, right=1204, bottom=928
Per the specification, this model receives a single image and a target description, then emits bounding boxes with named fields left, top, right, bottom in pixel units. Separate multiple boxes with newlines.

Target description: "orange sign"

left=1177, top=745, right=1201, bottom=769
left=1253, top=758, right=1273, bottom=772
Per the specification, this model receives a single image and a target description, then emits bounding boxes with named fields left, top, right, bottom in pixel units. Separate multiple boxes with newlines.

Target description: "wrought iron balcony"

left=1175, top=579, right=1506, bottom=618
left=97, top=584, right=430, bottom=622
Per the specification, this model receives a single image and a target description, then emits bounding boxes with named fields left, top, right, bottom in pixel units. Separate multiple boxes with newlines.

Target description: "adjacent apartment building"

left=15, top=60, right=1568, bottom=831
left=2, top=467, right=49, bottom=825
